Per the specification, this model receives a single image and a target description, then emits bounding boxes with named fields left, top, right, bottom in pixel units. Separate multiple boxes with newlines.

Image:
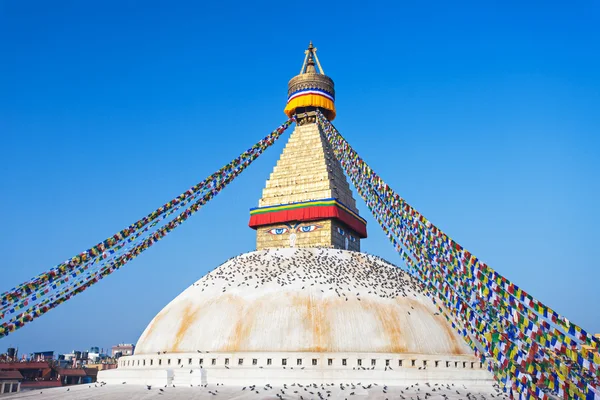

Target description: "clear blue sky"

left=1, top=1, right=598, bottom=355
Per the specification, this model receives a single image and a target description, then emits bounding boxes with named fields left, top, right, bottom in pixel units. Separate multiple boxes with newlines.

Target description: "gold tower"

left=249, top=43, right=367, bottom=250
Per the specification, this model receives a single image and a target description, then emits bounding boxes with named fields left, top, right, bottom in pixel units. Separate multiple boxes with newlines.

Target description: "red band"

left=249, top=205, right=367, bottom=238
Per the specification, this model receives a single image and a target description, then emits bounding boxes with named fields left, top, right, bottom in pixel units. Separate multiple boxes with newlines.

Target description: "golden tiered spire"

left=249, top=44, right=366, bottom=250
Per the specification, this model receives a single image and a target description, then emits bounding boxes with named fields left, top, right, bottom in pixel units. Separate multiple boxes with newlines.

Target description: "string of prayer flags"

left=0, top=119, right=294, bottom=338
left=315, top=110, right=598, bottom=399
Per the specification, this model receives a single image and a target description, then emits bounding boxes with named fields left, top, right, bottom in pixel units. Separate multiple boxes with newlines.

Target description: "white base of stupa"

left=99, top=351, right=494, bottom=386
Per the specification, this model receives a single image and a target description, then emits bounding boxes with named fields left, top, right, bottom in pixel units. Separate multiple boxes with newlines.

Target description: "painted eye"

left=299, top=225, right=321, bottom=233
left=266, top=227, right=289, bottom=235
left=336, top=227, right=345, bottom=236
left=348, top=235, right=357, bottom=242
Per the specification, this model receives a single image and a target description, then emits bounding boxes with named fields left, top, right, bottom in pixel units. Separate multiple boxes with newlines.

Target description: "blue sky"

left=1, top=1, right=598, bottom=355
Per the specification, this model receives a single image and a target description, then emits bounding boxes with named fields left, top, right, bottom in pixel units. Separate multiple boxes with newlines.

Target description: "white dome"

left=135, top=248, right=472, bottom=356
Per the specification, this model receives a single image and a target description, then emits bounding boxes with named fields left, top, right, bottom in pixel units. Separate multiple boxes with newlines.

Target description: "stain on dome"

left=135, top=248, right=471, bottom=356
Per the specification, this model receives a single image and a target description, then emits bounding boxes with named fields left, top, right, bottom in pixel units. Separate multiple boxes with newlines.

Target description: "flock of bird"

left=67, top=248, right=498, bottom=399
left=37, top=381, right=510, bottom=399
left=192, top=248, right=427, bottom=302
left=26, top=249, right=507, bottom=399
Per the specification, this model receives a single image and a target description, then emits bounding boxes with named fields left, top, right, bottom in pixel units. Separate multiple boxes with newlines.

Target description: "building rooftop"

left=57, top=369, right=87, bottom=377
left=0, top=362, right=51, bottom=370
left=0, top=370, right=23, bottom=380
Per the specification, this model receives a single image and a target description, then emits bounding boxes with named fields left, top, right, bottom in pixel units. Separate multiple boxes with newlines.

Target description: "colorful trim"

left=250, top=198, right=364, bottom=222
left=284, top=94, right=336, bottom=120
left=249, top=198, right=367, bottom=238
left=287, top=88, right=334, bottom=102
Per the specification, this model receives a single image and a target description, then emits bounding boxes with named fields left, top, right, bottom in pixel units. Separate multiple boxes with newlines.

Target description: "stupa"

left=98, top=43, right=494, bottom=387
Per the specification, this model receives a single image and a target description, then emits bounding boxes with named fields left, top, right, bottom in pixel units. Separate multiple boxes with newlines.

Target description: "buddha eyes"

left=266, top=227, right=289, bottom=235
left=299, top=225, right=320, bottom=233
left=336, top=227, right=356, bottom=242
left=266, top=225, right=322, bottom=235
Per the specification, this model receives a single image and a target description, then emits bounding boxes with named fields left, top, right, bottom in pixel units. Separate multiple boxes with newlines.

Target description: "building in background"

left=87, top=347, right=100, bottom=363
left=86, top=363, right=117, bottom=372
left=0, top=348, right=18, bottom=363
left=56, top=368, right=98, bottom=385
left=0, top=371, right=22, bottom=395
left=61, top=351, right=88, bottom=368
left=0, top=360, right=61, bottom=391
left=31, top=351, right=54, bottom=362
left=111, top=344, right=134, bottom=358
left=0, top=346, right=117, bottom=391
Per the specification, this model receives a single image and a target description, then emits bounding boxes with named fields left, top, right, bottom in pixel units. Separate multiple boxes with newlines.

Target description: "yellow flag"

left=526, top=364, right=534, bottom=373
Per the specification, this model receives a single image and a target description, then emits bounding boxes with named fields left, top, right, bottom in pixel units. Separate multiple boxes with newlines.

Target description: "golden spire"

left=284, top=42, right=336, bottom=121
left=250, top=43, right=366, bottom=249
left=299, top=41, right=325, bottom=75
